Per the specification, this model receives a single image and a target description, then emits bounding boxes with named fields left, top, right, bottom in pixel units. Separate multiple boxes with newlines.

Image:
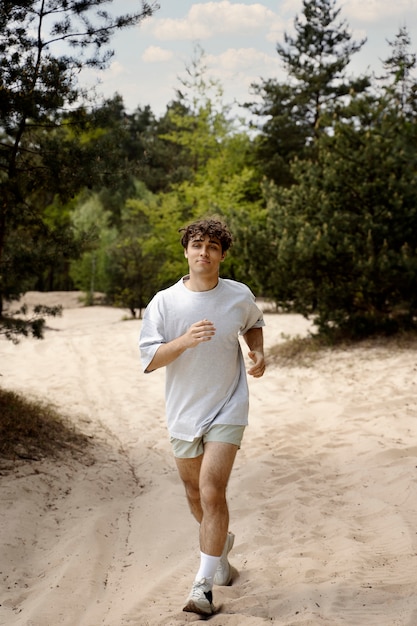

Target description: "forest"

left=1, top=0, right=417, bottom=340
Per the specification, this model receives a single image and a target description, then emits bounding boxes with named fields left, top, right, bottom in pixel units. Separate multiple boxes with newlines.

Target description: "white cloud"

left=142, top=46, right=174, bottom=63
left=106, top=61, right=128, bottom=77
left=341, top=0, right=415, bottom=23
left=148, top=1, right=283, bottom=41
left=199, top=47, right=285, bottom=108
left=281, top=0, right=302, bottom=15
left=206, top=47, right=280, bottom=74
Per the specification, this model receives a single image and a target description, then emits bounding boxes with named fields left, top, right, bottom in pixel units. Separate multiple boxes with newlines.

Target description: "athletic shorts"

left=170, top=424, right=246, bottom=459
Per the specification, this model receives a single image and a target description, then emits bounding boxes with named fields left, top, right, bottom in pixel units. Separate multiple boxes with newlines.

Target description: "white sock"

left=195, top=552, right=220, bottom=585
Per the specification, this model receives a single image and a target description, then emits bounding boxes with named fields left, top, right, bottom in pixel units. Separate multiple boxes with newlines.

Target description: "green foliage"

left=161, top=45, right=235, bottom=175
left=241, top=7, right=417, bottom=338
left=249, top=0, right=369, bottom=185
left=149, top=47, right=266, bottom=290
left=0, top=0, right=159, bottom=334
left=122, top=104, right=193, bottom=195
left=69, top=192, right=117, bottom=302
left=225, top=204, right=268, bottom=294
left=0, top=304, right=62, bottom=344
left=103, top=183, right=185, bottom=316
left=263, top=79, right=417, bottom=336
left=381, top=27, right=417, bottom=115
left=99, top=53, right=266, bottom=306
left=2, top=0, right=417, bottom=344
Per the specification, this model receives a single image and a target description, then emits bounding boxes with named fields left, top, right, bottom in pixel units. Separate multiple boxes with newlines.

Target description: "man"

left=139, top=217, right=265, bottom=616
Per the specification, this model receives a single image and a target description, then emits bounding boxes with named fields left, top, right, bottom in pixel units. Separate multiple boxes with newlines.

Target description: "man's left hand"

left=247, top=350, right=266, bottom=378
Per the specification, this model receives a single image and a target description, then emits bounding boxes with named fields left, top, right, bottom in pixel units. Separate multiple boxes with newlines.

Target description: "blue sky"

left=82, top=0, right=417, bottom=117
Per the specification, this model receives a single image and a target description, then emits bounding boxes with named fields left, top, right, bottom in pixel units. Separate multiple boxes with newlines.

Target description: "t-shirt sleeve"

left=139, top=295, right=166, bottom=373
left=240, top=289, right=265, bottom=336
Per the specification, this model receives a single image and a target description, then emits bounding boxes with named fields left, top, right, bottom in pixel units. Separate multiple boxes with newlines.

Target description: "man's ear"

left=221, top=251, right=227, bottom=261
left=184, top=248, right=188, bottom=259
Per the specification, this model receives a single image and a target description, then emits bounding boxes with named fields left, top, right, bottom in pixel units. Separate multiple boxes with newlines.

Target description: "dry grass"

left=268, top=330, right=417, bottom=367
left=0, top=388, right=93, bottom=466
left=268, top=335, right=325, bottom=367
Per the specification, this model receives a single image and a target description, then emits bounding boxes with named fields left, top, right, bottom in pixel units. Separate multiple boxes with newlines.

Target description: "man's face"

left=184, top=234, right=226, bottom=275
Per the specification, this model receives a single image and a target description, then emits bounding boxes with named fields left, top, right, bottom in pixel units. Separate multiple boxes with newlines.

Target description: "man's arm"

left=242, top=327, right=265, bottom=378
left=145, top=319, right=216, bottom=372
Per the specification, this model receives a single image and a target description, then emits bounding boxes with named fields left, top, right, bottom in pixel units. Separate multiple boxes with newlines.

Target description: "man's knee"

left=200, top=482, right=226, bottom=511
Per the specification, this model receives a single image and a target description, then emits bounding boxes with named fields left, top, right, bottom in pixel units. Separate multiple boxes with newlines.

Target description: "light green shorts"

left=170, top=424, right=246, bottom=459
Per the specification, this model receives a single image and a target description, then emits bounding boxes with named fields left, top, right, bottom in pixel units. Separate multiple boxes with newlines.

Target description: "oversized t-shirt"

left=139, top=276, right=265, bottom=441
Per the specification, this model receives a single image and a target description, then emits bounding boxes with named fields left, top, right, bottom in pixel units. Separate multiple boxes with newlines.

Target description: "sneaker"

left=214, top=531, right=237, bottom=586
left=183, top=578, right=215, bottom=615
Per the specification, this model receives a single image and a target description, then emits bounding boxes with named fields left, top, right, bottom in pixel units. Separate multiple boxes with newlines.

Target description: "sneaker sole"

left=183, top=599, right=216, bottom=615
left=183, top=600, right=222, bottom=617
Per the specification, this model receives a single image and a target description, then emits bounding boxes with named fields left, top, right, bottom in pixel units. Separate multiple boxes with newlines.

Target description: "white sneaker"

left=214, top=531, right=237, bottom=586
left=183, top=578, right=215, bottom=615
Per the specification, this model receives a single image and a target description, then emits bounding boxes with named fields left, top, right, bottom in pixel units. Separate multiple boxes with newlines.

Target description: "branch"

left=0, top=304, right=63, bottom=343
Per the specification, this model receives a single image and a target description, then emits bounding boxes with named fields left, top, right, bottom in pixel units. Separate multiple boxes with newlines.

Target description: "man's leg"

left=198, top=441, right=238, bottom=555
left=175, top=441, right=238, bottom=554
left=174, top=453, right=203, bottom=523
left=178, top=441, right=238, bottom=615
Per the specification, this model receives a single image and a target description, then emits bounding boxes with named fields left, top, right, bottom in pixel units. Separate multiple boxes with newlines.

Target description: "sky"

left=81, top=0, right=417, bottom=118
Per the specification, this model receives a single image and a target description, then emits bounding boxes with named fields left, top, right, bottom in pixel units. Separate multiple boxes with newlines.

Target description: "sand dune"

left=1, top=292, right=417, bottom=625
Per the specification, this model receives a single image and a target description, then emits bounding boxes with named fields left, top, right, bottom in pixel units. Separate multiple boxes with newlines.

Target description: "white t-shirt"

left=139, top=276, right=265, bottom=441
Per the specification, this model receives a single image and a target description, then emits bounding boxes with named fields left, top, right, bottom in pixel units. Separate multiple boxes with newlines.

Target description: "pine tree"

left=381, top=26, right=417, bottom=116
left=0, top=0, right=159, bottom=338
left=260, top=43, right=417, bottom=337
left=249, top=0, right=368, bottom=185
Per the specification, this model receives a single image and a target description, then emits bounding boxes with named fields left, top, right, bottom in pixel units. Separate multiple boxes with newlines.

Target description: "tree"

left=32, top=95, right=142, bottom=292
left=102, top=47, right=266, bottom=304
left=155, top=47, right=266, bottom=290
left=131, top=101, right=196, bottom=194
left=380, top=26, right=417, bottom=116
left=161, top=45, right=234, bottom=177
left=106, top=183, right=185, bottom=316
left=0, top=0, right=159, bottom=337
left=68, top=191, right=117, bottom=304
left=261, top=75, right=417, bottom=336
left=249, top=0, right=368, bottom=185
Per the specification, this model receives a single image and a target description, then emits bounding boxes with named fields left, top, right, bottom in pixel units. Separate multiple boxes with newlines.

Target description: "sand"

left=1, top=292, right=417, bottom=626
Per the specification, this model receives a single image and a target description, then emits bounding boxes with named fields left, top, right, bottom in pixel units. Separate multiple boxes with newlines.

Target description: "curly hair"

left=179, top=218, right=233, bottom=252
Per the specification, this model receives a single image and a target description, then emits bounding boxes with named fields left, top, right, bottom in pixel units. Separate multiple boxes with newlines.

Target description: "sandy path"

left=1, top=296, right=417, bottom=625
